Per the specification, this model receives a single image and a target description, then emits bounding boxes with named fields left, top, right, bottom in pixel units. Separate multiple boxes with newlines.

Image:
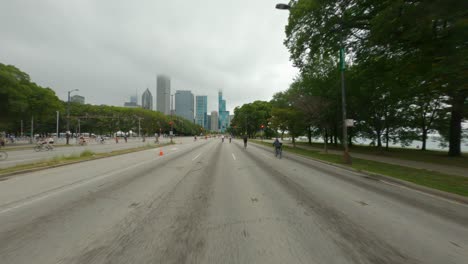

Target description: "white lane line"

left=0, top=158, right=157, bottom=215
left=192, top=153, right=201, bottom=161
left=379, top=180, right=468, bottom=208
left=232, top=153, right=237, bottom=160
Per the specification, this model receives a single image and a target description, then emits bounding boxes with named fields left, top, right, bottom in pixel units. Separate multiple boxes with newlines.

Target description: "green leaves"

left=283, top=0, right=468, bottom=155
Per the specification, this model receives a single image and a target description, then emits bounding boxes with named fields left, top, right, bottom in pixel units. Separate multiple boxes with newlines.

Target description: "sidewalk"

left=266, top=140, right=468, bottom=177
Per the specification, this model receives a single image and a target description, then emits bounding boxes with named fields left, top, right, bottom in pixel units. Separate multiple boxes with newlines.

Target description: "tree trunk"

left=292, top=136, right=296, bottom=148
left=323, top=128, right=328, bottom=153
left=308, top=126, right=312, bottom=144
left=376, top=130, right=382, bottom=148
left=385, top=128, right=389, bottom=151
left=448, top=95, right=465, bottom=156
left=421, top=128, right=427, bottom=151
left=333, top=125, right=338, bottom=146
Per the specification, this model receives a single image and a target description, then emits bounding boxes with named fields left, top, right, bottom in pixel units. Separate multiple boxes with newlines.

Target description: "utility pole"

left=30, top=116, right=34, bottom=144
left=339, top=20, right=352, bottom=164
left=56, top=111, right=59, bottom=138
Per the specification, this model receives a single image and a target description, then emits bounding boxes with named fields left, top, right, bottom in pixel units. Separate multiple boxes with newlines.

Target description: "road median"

left=0, top=143, right=171, bottom=179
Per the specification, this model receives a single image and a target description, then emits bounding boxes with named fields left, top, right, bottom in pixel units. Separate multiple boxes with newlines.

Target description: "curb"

left=251, top=142, right=468, bottom=205
left=0, top=144, right=169, bottom=179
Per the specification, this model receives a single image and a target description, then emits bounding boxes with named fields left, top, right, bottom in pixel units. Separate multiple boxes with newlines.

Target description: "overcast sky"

left=0, top=0, right=297, bottom=113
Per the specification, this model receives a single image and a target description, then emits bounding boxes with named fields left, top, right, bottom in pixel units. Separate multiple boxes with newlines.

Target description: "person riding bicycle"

left=46, top=136, right=54, bottom=149
left=273, top=138, right=282, bottom=157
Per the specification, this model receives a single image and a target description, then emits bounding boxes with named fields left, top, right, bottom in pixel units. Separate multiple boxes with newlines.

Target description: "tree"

left=284, top=0, right=467, bottom=155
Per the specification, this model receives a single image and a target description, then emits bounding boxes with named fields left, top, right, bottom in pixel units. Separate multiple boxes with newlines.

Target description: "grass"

left=289, top=141, right=468, bottom=168
left=254, top=140, right=468, bottom=197
left=0, top=143, right=170, bottom=177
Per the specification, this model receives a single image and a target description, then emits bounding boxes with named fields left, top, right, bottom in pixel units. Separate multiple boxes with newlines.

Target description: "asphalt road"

left=0, top=137, right=170, bottom=169
left=0, top=138, right=467, bottom=263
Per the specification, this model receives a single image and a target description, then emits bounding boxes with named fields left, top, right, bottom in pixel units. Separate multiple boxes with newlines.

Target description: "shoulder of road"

left=252, top=139, right=468, bottom=204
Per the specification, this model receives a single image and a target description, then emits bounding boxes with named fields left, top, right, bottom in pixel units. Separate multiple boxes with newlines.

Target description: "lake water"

left=293, top=136, right=468, bottom=152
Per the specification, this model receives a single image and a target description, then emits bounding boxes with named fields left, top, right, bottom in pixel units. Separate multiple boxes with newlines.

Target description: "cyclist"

left=273, top=138, right=283, bottom=158
left=221, top=135, right=225, bottom=143
left=229, top=135, right=232, bottom=143
left=47, top=136, right=54, bottom=149
left=243, top=135, right=248, bottom=149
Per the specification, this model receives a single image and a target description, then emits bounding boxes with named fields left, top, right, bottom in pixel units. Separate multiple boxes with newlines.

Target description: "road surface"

left=0, top=138, right=467, bottom=263
left=0, top=137, right=172, bottom=169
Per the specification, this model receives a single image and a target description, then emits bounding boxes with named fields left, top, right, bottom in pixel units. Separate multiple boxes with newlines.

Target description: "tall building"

left=130, top=95, right=137, bottom=104
left=175, top=90, right=194, bottom=122
left=218, top=91, right=230, bottom=132
left=196, top=96, right=208, bottom=129
left=211, top=111, right=219, bottom=132
left=156, top=75, right=170, bottom=115
left=141, top=88, right=153, bottom=110
left=70, top=95, right=85, bottom=104
left=206, top=114, right=211, bottom=130
left=124, top=102, right=139, bottom=108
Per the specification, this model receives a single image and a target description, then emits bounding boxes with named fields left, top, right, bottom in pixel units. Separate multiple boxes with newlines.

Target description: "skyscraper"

left=141, top=88, right=153, bottom=110
left=211, top=111, right=219, bottom=132
left=218, top=90, right=230, bottom=132
left=196, top=95, right=208, bottom=129
left=175, top=90, right=194, bottom=122
left=156, top=75, right=170, bottom=115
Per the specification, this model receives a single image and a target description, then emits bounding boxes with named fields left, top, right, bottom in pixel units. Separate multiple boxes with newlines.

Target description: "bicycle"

left=0, top=151, right=7, bottom=161
left=275, top=146, right=282, bottom=159
left=34, top=143, right=53, bottom=152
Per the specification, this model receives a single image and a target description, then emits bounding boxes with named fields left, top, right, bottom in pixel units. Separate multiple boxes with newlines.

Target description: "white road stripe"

left=192, top=153, right=201, bottom=161
left=232, top=153, right=236, bottom=160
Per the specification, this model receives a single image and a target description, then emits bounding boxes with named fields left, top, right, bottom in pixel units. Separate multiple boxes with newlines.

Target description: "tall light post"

left=56, top=111, right=59, bottom=139
left=170, top=94, right=174, bottom=143
left=276, top=3, right=351, bottom=164
left=66, top=89, right=79, bottom=144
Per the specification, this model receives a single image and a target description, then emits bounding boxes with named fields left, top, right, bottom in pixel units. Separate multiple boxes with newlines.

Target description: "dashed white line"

left=261, top=153, right=273, bottom=159
left=192, top=153, right=201, bottom=161
left=232, top=153, right=237, bottom=160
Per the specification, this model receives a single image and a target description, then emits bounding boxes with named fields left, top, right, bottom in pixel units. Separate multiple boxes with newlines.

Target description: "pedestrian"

left=243, top=135, right=248, bottom=149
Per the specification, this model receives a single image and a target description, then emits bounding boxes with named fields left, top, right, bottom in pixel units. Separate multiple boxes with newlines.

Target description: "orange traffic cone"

left=159, top=148, right=164, bottom=156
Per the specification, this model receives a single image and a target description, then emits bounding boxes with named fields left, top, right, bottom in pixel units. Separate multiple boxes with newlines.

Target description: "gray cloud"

left=0, top=0, right=297, bottom=113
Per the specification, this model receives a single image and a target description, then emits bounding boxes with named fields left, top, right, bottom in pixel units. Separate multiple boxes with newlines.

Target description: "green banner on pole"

left=339, top=48, right=345, bottom=71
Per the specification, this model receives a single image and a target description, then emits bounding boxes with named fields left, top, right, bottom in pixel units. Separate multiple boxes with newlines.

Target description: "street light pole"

left=340, top=47, right=351, bottom=164
left=56, top=111, right=59, bottom=139
left=276, top=3, right=351, bottom=164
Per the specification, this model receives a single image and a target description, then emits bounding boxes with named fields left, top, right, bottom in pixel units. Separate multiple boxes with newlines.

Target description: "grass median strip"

left=253, top=140, right=468, bottom=197
left=0, top=143, right=171, bottom=177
